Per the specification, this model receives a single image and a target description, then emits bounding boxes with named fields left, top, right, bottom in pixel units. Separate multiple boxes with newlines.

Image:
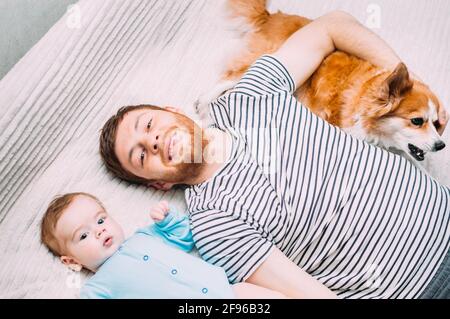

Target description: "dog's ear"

left=382, top=63, right=414, bottom=100
left=370, top=63, right=414, bottom=118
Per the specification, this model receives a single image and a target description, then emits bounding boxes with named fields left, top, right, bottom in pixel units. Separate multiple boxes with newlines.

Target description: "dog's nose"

left=434, top=141, right=446, bottom=151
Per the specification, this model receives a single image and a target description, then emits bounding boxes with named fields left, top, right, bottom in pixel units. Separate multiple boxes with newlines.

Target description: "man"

left=99, top=11, right=449, bottom=298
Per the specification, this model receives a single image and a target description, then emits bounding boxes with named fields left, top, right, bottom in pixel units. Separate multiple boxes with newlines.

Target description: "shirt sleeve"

left=190, top=209, right=274, bottom=284
left=79, top=282, right=111, bottom=299
left=231, top=55, right=296, bottom=96
left=137, top=208, right=195, bottom=252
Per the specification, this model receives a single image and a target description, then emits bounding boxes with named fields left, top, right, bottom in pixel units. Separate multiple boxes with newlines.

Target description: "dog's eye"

left=411, top=118, right=424, bottom=126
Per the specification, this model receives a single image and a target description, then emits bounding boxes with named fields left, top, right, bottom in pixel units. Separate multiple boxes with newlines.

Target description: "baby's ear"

left=60, top=256, right=82, bottom=272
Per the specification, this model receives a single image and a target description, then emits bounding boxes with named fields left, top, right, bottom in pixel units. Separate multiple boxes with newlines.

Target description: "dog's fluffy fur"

left=198, top=0, right=446, bottom=161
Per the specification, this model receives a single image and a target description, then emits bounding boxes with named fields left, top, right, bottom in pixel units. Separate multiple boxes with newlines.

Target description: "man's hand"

left=232, top=282, right=287, bottom=299
left=149, top=200, right=170, bottom=222
left=246, top=247, right=337, bottom=299
left=437, top=105, right=449, bottom=136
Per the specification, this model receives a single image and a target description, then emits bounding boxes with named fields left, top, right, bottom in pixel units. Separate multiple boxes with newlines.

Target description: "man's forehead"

left=125, top=108, right=150, bottom=121
left=115, top=110, right=143, bottom=164
left=115, top=108, right=168, bottom=155
left=117, top=109, right=154, bottom=139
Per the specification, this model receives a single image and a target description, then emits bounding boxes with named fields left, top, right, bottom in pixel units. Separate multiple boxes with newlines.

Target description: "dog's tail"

left=227, top=0, right=269, bottom=27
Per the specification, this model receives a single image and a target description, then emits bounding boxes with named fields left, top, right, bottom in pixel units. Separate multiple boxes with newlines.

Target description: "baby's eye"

left=98, top=218, right=105, bottom=225
left=80, top=233, right=88, bottom=241
left=146, top=119, right=152, bottom=130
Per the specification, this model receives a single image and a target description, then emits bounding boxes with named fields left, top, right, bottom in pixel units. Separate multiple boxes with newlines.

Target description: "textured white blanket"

left=0, top=0, right=448, bottom=298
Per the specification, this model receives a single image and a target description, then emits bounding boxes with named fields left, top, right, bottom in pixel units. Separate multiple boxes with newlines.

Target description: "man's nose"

left=434, top=141, right=446, bottom=152
left=147, top=133, right=161, bottom=155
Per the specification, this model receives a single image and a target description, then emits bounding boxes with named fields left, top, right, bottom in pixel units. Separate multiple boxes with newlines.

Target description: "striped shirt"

left=185, top=55, right=450, bottom=298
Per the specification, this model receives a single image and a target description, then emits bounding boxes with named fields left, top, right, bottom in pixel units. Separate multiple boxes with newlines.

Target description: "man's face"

left=54, top=195, right=125, bottom=272
left=114, top=107, right=205, bottom=186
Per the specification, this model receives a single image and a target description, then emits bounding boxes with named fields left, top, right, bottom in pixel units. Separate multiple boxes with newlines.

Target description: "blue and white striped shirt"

left=185, top=55, right=450, bottom=298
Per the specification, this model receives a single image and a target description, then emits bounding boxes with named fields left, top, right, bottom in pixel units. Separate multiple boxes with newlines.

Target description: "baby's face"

left=54, top=195, right=125, bottom=271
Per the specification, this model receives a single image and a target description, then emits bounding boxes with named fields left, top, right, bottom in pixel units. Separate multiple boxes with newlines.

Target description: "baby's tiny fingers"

left=159, top=201, right=169, bottom=211
left=152, top=212, right=165, bottom=221
left=149, top=208, right=162, bottom=217
left=154, top=207, right=165, bottom=216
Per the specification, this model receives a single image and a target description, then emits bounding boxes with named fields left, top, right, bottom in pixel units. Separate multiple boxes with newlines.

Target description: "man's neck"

left=185, top=127, right=232, bottom=185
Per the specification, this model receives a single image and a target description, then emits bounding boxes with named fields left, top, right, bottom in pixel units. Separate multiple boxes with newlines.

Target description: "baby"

left=40, top=192, right=284, bottom=298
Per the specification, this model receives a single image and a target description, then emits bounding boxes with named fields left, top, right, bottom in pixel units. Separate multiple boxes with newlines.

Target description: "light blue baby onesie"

left=80, top=210, right=234, bottom=299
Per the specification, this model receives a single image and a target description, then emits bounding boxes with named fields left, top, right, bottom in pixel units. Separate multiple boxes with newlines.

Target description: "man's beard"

left=159, top=112, right=207, bottom=184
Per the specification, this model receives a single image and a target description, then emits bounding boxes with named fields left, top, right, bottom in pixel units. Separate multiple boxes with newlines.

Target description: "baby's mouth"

left=408, top=143, right=425, bottom=161
left=103, top=236, right=113, bottom=248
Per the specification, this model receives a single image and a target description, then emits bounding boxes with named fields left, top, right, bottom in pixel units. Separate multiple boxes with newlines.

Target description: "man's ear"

left=148, top=181, right=175, bottom=191
left=60, top=256, right=83, bottom=272
left=164, top=106, right=184, bottom=115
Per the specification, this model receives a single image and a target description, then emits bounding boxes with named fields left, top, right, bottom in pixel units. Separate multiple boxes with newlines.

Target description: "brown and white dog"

left=196, top=0, right=447, bottom=162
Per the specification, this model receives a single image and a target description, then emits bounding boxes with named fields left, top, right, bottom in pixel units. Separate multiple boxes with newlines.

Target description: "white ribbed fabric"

left=0, top=0, right=244, bottom=298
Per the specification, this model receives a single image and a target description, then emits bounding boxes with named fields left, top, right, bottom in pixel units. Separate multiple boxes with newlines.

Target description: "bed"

left=0, top=0, right=449, bottom=298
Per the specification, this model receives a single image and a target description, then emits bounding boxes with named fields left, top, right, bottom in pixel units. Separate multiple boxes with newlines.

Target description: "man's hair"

left=99, top=104, right=162, bottom=185
left=40, top=192, right=105, bottom=257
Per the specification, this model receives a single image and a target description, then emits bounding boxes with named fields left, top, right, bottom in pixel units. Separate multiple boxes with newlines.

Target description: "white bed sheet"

left=0, top=0, right=448, bottom=298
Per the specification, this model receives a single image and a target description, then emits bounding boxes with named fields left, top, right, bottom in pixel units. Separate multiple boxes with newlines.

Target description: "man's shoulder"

left=231, top=54, right=296, bottom=96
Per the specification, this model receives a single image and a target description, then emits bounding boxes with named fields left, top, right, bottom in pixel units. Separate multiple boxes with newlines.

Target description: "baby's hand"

left=149, top=201, right=170, bottom=222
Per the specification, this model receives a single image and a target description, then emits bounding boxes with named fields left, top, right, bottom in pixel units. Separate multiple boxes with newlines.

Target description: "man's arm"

left=231, top=282, right=287, bottom=299
left=272, top=10, right=401, bottom=89
left=272, top=10, right=448, bottom=134
left=246, top=247, right=338, bottom=299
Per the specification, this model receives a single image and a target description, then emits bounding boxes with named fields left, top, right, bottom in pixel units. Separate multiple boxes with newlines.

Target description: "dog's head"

left=360, top=63, right=445, bottom=161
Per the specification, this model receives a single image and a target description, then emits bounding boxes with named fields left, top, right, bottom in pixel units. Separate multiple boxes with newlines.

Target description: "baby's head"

left=41, top=192, right=125, bottom=272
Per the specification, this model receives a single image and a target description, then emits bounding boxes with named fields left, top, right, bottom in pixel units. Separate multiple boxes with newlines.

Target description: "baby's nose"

left=96, top=228, right=105, bottom=238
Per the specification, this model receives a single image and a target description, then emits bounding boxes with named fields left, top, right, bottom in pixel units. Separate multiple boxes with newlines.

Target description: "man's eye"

left=146, top=119, right=152, bottom=130
left=98, top=218, right=104, bottom=225
left=80, top=233, right=88, bottom=241
left=411, top=118, right=424, bottom=126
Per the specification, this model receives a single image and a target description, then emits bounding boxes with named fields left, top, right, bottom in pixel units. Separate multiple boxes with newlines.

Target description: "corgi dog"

left=196, top=0, right=446, bottom=162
